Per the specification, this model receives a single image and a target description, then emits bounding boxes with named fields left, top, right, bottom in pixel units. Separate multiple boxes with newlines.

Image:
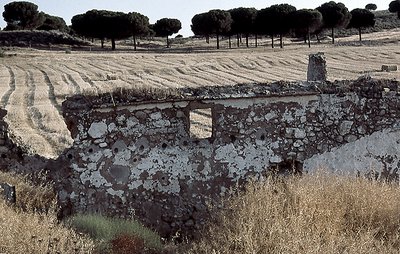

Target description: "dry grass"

left=0, top=170, right=54, bottom=212
left=180, top=172, right=400, bottom=254
left=0, top=170, right=94, bottom=253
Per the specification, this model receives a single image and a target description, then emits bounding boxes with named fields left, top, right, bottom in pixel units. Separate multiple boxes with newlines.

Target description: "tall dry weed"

left=0, top=170, right=55, bottom=212
left=181, top=172, right=400, bottom=254
left=0, top=170, right=94, bottom=253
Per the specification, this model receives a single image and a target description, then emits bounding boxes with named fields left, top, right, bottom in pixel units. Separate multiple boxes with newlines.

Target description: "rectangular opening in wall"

left=190, top=108, right=213, bottom=139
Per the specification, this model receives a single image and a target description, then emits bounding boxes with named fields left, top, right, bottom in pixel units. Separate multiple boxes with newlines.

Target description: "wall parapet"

left=63, top=76, right=399, bottom=111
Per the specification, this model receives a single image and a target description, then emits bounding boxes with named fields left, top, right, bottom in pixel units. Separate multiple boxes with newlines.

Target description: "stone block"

left=307, top=52, right=327, bottom=82
left=106, top=74, right=118, bottom=80
left=381, top=65, right=397, bottom=72
left=0, top=183, right=16, bottom=204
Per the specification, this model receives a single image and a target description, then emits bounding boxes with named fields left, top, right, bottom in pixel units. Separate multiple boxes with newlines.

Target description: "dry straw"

left=0, top=171, right=94, bottom=253
left=180, top=171, right=400, bottom=254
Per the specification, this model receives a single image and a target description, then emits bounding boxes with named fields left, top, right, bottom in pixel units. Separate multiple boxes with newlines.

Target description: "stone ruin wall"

left=54, top=79, right=400, bottom=236
left=0, top=108, right=47, bottom=173
left=0, top=51, right=399, bottom=237
left=0, top=108, right=22, bottom=169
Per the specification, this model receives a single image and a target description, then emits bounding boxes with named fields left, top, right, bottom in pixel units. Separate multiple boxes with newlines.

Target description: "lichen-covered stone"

left=55, top=78, right=400, bottom=238
left=307, top=52, right=327, bottom=81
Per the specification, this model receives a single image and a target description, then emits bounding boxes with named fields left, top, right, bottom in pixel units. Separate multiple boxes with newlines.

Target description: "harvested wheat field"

left=0, top=31, right=399, bottom=158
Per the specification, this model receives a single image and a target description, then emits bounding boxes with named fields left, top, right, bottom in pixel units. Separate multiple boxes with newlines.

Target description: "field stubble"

left=0, top=35, right=399, bottom=157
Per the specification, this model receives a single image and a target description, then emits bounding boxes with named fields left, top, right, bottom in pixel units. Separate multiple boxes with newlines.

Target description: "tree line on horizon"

left=192, top=2, right=378, bottom=49
left=1, top=1, right=400, bottom=50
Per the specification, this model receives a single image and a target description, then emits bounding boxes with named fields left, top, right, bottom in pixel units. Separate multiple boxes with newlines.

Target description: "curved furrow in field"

left=86, top=61, right=122, bottom=74
left=249, top=56, right=306, bottom=81
left=38, top=65, right=77, bottom=101
left=43, top=63, right=85, bottom=94
left=154, top=66, right=213, bottom=88
left=39, top=69, right=61, bottom=111
left=72, top=62, right=116, bottom=90
left=329, top=59, right=379, bottom=74
left=65, top=73, right=83, bottom=94
left=172, top=67, right=216, bottom=87
left=145, top=69, right=187, bottom=88
left=0, top=66, right=15, bottom=108
left=107, top=60, right=142, bottom=73
left=197, top=61, right=254, bottom=83
left=6, top=66, right=56, bottom=157
left=373, top=50, right=400, bottom=61
left=117, top=76, right=147, bottom=88
left=55, top=64, right=94, bottom=93
left=118, top=69, right=169, bottom=89
left=333, top=51, right=368, bottom=62
left=28, top=68, right=71, bottom=155
left=222, top=58, right=279, bottom=81
left=0, top=65, right=10, bottom=100
left=134, top=58, right=172, bottom=71
left=175, top=66, right=226, bottom=86
left=256, top=56, right=285, bottom=67
left=151, top=56, right=185, bottom=66
left=190, top=65, right=242, bottom=85
left=256, top=56, right=278, bottom=67
left=219, top=60, right=276, bottom=82
left=124, top=69, right=180, bottom=89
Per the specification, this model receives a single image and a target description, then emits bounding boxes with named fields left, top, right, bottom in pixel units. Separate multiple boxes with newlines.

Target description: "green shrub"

left=67, top=214, right=162, bottom=252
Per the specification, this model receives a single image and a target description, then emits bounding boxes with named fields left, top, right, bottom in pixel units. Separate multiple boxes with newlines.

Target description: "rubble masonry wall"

left=57, top=84, right=400, bottom=236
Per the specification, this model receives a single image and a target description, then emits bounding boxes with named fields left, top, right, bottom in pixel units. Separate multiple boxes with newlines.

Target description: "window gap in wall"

left=189, top=108, right=213, bottom=139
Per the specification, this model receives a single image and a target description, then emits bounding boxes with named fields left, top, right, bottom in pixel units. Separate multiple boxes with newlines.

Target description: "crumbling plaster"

left=56, top=79, right=400, bottom=236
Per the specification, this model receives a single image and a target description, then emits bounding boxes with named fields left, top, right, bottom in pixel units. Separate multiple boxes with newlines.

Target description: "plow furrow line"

left=6, top=66, right=55, bottom=157
left=39, top=69, right=61, bottom=112
left=0, top=66, right=15, bottom=108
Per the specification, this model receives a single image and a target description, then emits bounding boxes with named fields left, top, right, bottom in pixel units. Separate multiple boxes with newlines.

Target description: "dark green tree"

left=37, top=13, right=68, bottom=32
left=348, top=8, right=375, bottom=41
left=317, top=1, right=352, bottom=44
left=255, top=7, right=276, bottom=48
left=229, top=7, right=257, bottom=48
left=389, top=0, right=400, bottom=18
left=153, top=18, right=181, bottom=48
left=2, top=1, right=44, bottom=30
left=128, top=12, right=149, bottom=51
left=292, top=9, right=323, bottom=48
left=266, top=4, right=297, bottom=48
left=206, top=9, right=232, bottom=49
left=71, top=10, right=131, bottom=50
left=365, top=3, right=378, bottom=11
left=71, top=13, right=91, bottom=37
left=191, top=12, right=212, bottom=43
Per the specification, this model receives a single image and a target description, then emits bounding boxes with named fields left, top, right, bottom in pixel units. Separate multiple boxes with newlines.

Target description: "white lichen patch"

left=88, top=122, right=108, bottom=138
left=106, top=188, right=125, bottom=201
left=304, top=128, right=400, bottom=175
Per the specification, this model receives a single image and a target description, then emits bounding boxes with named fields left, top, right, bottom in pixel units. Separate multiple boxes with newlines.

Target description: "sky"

left=0, top=0, right=394, bottom=36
